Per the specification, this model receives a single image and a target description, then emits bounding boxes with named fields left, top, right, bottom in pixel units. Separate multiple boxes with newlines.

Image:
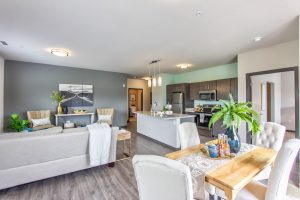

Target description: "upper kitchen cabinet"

left=217, top=79, right=231, bottom=100
left=189, top=82, right=200, bottom=100
left=166, top=83, right=190, bottom=104
left=171, top=84, right=185, bottom=92
left=199, top=81, right=217, bottom=91
left=166, top=85, right=173, bottom=103
left=230, top=78, right=238, bottom=101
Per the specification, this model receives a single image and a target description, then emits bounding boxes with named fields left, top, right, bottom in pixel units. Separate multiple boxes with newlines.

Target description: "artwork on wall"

left=59, top=84, right=93, bottom=107
left=130, top=94, right=136, bottom=101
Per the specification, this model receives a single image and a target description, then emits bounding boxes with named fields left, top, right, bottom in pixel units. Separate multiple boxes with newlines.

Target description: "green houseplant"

left=8, top=114, right=30, bottom=132
left=208, top=94, right=260, bottom=153
left=51, top=91, right=65, bottom=114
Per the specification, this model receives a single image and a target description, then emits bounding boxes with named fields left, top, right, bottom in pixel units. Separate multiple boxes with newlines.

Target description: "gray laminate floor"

left=0, top=121, right=299, bottom=200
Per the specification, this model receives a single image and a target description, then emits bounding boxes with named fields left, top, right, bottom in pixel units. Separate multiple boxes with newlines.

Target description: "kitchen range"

left=185, top=105, right=225, bottom=137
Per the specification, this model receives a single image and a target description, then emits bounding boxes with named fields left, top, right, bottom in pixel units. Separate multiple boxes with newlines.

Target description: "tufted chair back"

left=132, top=155, right=194, bottom=200
left=178, top=122, right=200, bottom=150
left=254, top=122, right=286, bottom=151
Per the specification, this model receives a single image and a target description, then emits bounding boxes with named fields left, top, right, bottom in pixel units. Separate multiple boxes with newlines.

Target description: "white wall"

left=127, top=78, right=151, bottom=111
left=0, top=56, right=4, bottom=132
left=281, top=71, right=295, bottom=131
left=238, top=40, right=299, bottom=142
left=251, top=73, right=281, bottom=124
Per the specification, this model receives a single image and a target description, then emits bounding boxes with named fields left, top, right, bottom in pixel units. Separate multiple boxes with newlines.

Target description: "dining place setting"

left=132, top=95, right=300, bottom=200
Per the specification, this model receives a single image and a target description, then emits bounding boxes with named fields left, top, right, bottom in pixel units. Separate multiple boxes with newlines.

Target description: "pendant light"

left=148, top=65, right=152, bottom=87
left=152, top=63, right=157, bottom=87
left=157, top=61, right=162, bottom=86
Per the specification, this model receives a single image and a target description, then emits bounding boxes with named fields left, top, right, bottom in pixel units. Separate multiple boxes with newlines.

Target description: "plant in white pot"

left=208, top=94, right=260, bottom=153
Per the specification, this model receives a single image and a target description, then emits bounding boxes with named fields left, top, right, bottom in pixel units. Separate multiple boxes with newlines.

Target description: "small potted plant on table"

left=208, top=94, right=260, bottom=153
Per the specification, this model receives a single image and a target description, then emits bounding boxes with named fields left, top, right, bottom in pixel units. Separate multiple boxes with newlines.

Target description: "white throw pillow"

left=98, top=114, right=112, bottom=122
left=31, top=118, right=51, bottom=127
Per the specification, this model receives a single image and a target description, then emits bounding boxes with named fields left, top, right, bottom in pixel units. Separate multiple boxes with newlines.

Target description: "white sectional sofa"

left=0, top=127, right=117, bottom=190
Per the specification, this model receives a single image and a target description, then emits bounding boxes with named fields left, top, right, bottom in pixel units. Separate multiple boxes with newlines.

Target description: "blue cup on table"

left=207, top=144, right=218, bottom=158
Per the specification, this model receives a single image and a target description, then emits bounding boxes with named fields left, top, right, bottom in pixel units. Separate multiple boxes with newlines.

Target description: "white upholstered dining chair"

left=253, top=122, right=286, bottom=181
left=132, top=155, right=194, bottom=200
left=178, top=122, right=200, bottom=150
left=216, top=139, right=300, bottom=200
left=178, top=122, right=216, bottom=197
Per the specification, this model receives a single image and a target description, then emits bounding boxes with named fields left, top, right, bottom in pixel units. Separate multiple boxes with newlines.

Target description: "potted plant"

left=51, top=91, right=65, bottom=114
left=208, top=94, right=260, bottom=153
left=7, top=114, right=30, bottom=132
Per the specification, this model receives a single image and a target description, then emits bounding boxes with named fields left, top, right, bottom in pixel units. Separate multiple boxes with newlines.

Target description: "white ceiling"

left=0, top=0, right=299, bottom=75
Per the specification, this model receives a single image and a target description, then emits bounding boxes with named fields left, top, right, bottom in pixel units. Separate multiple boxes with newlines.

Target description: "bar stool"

left=117, top=130, right=131, bottom=161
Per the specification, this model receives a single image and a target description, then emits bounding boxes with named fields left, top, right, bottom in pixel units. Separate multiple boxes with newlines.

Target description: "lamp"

left=158, top=61, right=162, bottom=86
left=147, top=59, right=162, bottom=88
left=152, top=65, right=157, bottom=87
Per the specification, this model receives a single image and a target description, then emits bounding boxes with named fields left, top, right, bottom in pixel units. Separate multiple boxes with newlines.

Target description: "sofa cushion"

left=32, top=124, right=55, bottom=131
left=62, top=127, right=88, bottom=133
left=0, top=131, right=89, bottom=170
left=34, top=126, right=63, bottom=134
left=31, top=118, right=51, bottom=127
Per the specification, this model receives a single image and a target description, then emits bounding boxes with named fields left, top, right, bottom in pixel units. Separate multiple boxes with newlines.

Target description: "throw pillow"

left=31, top=118, right=51, bottom=127
left=98, top=114, right=112, bottom=122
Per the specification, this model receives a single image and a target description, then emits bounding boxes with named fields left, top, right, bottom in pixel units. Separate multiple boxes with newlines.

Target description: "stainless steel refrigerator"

left=171, top=92, right=184, bottom=114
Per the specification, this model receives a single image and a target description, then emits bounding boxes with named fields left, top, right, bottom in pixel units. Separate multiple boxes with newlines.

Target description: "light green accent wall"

left=172, top=63, right=237, bottom=84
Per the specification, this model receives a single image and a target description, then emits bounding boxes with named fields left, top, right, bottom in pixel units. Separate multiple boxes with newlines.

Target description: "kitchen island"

left=135, top=111, right=195, bottom=148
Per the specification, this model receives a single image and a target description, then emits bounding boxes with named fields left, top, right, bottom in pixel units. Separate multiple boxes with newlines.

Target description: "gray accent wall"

left=4, top=60, right=128, bottom=128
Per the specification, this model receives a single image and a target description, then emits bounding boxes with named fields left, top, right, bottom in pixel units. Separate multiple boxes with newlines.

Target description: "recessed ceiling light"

left=196, top=10, right=203, bottom=16
left=50, top=49, right=70, bottom=57
left=176, top=63, right=192, bottom=69
left=253, top=37, right=263, bottom=42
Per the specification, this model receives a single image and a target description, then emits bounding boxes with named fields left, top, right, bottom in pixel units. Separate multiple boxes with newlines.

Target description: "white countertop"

left=135, top=111, right=195, bottom=120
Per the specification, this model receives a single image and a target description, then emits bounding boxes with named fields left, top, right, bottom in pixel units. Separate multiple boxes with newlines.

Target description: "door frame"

left=246, top=66, right=299, bottom=143
left=128, top=88, right=144, bottom=117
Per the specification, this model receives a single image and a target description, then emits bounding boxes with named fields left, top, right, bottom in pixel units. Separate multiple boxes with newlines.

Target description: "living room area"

left=1, top=1, right=300, bottom=200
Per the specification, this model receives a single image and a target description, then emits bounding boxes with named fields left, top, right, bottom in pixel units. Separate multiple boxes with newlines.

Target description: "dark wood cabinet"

left=166, top=85, right=173, bottom=104
left=199, top=81, right=216, bottom=91
left=166, top=83, right=192, bottom=108
left=217, top=79, right=231, bottom=100
left=230, top=78, right=238, bottom=101
left=189, top=83, right=200, bottom=100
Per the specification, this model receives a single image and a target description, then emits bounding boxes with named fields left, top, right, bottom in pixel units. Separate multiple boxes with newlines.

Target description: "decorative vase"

left=57, top=103, right=63, bottom=114
left=225, top=125, right=241, bottom=153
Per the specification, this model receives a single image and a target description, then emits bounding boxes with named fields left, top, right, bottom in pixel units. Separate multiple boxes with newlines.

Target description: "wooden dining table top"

left=165, top=143, right=277, bottom=191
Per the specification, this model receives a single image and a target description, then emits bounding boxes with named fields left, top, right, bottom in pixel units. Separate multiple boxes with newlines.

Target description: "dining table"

left=165, top=142, right=277, bottom=200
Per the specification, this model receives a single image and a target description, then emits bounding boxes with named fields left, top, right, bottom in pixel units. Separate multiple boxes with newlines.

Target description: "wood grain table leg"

left=225, top=189, right=237, bottom=200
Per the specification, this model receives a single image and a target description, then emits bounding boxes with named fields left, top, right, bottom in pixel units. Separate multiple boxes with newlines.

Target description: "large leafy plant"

left=208, top=94, right=261, bottom=135
left=7, top=114, right=30, bottom=132
left=51, top=91, right=65, bottom=104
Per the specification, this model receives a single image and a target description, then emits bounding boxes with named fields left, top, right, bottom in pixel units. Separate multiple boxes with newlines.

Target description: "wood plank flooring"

left=0, top=121, right=299, bottom=200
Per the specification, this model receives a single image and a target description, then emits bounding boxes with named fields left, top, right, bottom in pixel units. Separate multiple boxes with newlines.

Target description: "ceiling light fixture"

left=0, top=41, right=8, bottom=46
left=253, top=37, right=263, bottom=42
left=50, top=49, right=70, bottom=57
left=176, top=63, right=192, bottom=69
left=147, top=59, right=162, bottom=88
left=196, top=10, right=203, bottom=16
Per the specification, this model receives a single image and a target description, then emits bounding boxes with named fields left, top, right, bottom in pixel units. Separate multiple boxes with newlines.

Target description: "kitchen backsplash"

left=193, top=100, right=223, bottom=107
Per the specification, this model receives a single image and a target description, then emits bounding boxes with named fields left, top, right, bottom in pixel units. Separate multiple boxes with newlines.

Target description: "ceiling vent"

left=0, top=41, right=8, bottom=46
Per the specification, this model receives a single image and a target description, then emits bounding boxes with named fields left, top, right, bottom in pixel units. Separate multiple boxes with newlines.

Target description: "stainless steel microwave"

left=198, top=90, right=216, bottom=101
